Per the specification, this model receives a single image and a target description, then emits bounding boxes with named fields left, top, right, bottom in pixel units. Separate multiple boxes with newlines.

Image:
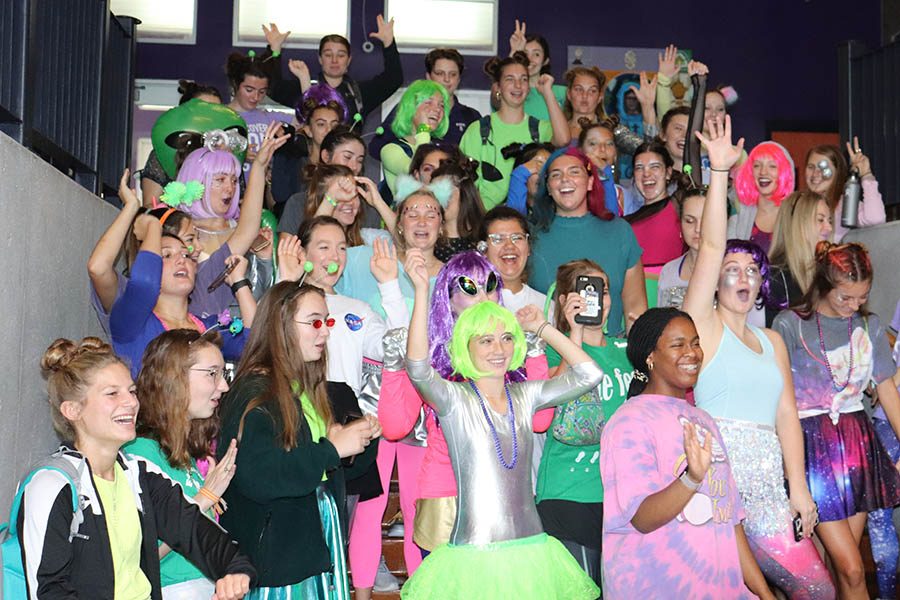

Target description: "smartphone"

left=251, top=233, right=271, bottom=253
left=574, top=275, right=604, bottom=326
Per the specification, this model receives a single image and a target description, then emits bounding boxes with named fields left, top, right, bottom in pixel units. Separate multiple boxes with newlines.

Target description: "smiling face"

left=546, top=154, right=591, bottom=216
left=468, top=321, right=515, bottom=378
left=234, top=75, right=269, bottom=112
left=805, top=152, right=834, bottom=195
left=580, top=127, right=616, bottom=170
left=187, top=345, right=228, bottom=420
left=414, top=93, right=445, bottom=131
left=648, top=316, right=703, bottom=395
left=752, top=155, right=780, bottom=199
left=400, top=194, right=443, bottom=251
left=524, top=41, right=547, bottom=78
left=304, top=223, right=348, bottom=291
left=812, top=198, right=834, bottom=244
left=633, top=151, right=670, bottom=203
left=484, top=218, right=531, bottom=287
left=319, top=41, right=351, bottom=79
left=568, top=73, right=602, bottom=116
left=427, top=58, right=461, bottom=96
left=414, top=149, right=449, bottom=183
left=819, top=279, right=871, bottom=318
left=661, top=114, right=688, bottom=163
left=305, top=106, right=341, bottom=147
left=680, top=194, right=705, bottom=252
left=160, top=237, right=196, bottom=296
left=292, top=293, right=331, bottom=361
left=324, top=139, right=365, bottom=175
left=716, top=252, right=762, bottom=314
left=499, top=63, right=529, bottom=108
left=64, top=363, right=138, bottom=447
left=209, top=172, right=239, bottom=216
left=323, top=174, right=360, bottom=227
left=703, top=91, right=726, bottom=134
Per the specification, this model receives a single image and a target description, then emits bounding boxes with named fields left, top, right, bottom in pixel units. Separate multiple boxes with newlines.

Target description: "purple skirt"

left=801, top=410, right=900, bottom=522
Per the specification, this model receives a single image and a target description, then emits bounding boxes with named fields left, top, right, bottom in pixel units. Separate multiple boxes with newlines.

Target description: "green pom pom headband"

left=160, top=180, right=205, bottom=208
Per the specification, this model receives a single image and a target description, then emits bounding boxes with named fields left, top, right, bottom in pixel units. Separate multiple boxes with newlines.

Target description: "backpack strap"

left=479, top=114, right=492, bottom=146
left=347, top=79, right=365, bottom=117
left=8, top=453, right=86, bottom=542
left=527, top=116, right=540, bottom=143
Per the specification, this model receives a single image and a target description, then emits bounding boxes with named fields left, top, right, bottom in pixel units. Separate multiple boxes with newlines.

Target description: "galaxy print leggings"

left=870, top=416, right=900, bottom=599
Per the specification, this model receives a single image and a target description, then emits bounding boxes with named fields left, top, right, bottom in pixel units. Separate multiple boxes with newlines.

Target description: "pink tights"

left=348, top=439, right=424, bottom=587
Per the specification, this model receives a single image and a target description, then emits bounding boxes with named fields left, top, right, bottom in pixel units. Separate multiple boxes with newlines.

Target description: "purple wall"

left=134, top=0, right=881, bottom=146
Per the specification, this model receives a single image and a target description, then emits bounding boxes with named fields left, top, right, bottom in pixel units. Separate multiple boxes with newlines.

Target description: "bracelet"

left=535, top=321, right=551, bottom=339
left=230, top=279, right=251, bottom=295
left=709, top=167, right=731, bottom=173
left=416, top=123, right=431, bottom=134
left=325, top=194, right=337, bottom=207
left=678, top=468, right=702, bottom=491
left=271, top=50, right=281, bottom=58
left=197, top=487, right=228, bottom=516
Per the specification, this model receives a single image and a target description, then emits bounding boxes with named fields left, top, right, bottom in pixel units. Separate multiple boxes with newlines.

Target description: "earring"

left=647, top=360, right=654, bottom=371
left=495, top=91, right=501, bottom=100
left=397, top=227, right=403, bottom=236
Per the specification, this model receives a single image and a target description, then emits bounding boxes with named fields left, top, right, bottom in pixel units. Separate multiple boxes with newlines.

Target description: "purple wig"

left=176, top=148, right=242, bottom=220
left=427, top=251, right=524, bottom=383
left=295, top=83, right=350, bottom=124
left=725, top=239, right=771, bottom=308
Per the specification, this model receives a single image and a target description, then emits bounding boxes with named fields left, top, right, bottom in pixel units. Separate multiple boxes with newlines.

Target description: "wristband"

left=271, top=50, right=281, bottom=58
left=535, top=321, right=551, bottom=339
left=416, top=123, right=431, bottom=134
left=198, top=487, right=228, bottom=516
left=230, top=279, right=251, bottom=295
left=678, top=467, right=702, bottom=491
left=325, top=194, right=337, bottom=207
left=709, top=167, right=731, bottom=173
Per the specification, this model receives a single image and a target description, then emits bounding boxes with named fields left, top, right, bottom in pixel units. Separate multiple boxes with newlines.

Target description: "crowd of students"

left=9, top=13, right=899, bottom=600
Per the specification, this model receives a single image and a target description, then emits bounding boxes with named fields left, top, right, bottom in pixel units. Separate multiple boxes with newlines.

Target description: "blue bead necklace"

left=469, top=381, right=518, bottom=470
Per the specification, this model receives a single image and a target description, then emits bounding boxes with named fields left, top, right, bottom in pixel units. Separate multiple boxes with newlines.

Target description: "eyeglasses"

left=190, top=367, right=225, bottom=382
left=295, top=317, right=336, bottom=329
left=453, top=272, right=499, bottom=297
left=485, top=233, right=529, bottom=247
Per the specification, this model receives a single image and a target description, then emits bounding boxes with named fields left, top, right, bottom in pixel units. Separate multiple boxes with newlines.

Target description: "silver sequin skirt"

left=716, top=418, right=793, bottom=538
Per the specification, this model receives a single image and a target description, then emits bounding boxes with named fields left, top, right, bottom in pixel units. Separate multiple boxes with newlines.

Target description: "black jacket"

left=218, top=374, right=377, bottom=587
left=18, top=447, right=255, bottom=599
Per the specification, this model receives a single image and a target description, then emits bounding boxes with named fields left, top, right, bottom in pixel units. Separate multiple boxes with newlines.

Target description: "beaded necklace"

left=815, top=312, right=854, bottom=392
left=469, top=381, right=518, bottom=470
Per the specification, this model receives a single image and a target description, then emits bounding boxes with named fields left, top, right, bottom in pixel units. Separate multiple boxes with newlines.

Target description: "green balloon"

left=151, top=99, right=248, bottom=179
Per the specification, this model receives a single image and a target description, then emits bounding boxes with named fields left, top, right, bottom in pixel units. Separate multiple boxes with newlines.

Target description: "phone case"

left=574, top=275, right=604, bottom=326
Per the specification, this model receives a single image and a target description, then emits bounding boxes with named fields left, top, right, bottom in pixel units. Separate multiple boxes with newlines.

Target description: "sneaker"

left=387, top=521, right=404, bottom=538
left=373, top=556, right=400, bottom=592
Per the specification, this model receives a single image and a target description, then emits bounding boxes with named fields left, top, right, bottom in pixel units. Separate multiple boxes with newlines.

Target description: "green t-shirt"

left=459, top=113, right=553, bottom=210
left=92, top=462, right=153, bottom=600
left=536, top=337, right=633, bottom=504
left=124, top=437, right=210, bottom=588
left=523, top=84, right=567, bottom=121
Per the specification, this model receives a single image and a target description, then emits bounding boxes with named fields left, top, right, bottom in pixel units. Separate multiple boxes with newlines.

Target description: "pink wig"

left=734, top=141, right=795, bottom=207
left=176, top=148, right=242, bottom=220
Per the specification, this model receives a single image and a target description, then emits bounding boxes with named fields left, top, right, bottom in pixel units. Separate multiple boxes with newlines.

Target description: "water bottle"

left=841, top=169, right=861, bottom=229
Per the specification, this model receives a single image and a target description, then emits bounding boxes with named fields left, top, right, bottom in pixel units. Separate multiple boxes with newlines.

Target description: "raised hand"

left=536, top=73, right=555, bottom=96
left=276, top=233, right=305, bottom=282
left=515, top=304, right=545, bottom=334
left=682, top=421, right=712, bottom=485
left=369, top=14, right=395, bottom=47
left=118, top=169, right=140, bottom=210
left=687, top=60, right=708, bottom=77
left=261, top=22, right=291, bottom=53
left=657, top=44, right=678, bottom=79
left=253, top=121, right=290, bottom=167
left=132, top=213, right=161, bottom=242
left=509, top=19, right=527, bottom=54
left=561, top=292, right=586, bottom=334
left=695, top=115, right=744, bottom=171
left=636, top=71, right=658, bottom=107
left=846, top=136, right=872, bottom=177
left=224, top=254, right=250, bottom=286
left=404, top=248, right=429, bottom=291
left=288, top=59, right=311, bottom=89
left=369, top=237, right=399, bottom=283
left=202, top=439, right=238, bottom=498
left=355, top=176, right=384, bottom=207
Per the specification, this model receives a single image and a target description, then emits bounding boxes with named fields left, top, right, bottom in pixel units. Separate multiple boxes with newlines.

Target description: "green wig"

left=450, top=302, right=526, bottom=380
left=391, top=79, right=451, bottom=139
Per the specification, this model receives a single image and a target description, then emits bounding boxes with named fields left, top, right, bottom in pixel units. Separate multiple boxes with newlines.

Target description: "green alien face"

left=151, top=99, right=248, bottom=178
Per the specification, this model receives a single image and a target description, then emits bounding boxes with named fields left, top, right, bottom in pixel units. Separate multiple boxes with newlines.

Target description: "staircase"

left=352, top=467, right=406, bottom=600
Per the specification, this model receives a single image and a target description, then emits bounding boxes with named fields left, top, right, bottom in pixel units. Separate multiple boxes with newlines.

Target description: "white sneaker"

left=373, top=556, right=400, bottom=592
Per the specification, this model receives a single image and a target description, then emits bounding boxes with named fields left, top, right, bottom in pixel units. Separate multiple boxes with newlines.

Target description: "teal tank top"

left=694, top=324, right=783, bottom=427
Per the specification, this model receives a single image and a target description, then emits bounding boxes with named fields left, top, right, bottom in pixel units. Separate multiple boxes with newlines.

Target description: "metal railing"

left=839, top=40, right=900, bottom=214
left=0, top=0, right=137, bottom=199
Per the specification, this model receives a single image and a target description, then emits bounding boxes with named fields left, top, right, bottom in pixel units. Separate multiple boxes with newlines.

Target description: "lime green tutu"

left=401, top=533, right=600, bottom=599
